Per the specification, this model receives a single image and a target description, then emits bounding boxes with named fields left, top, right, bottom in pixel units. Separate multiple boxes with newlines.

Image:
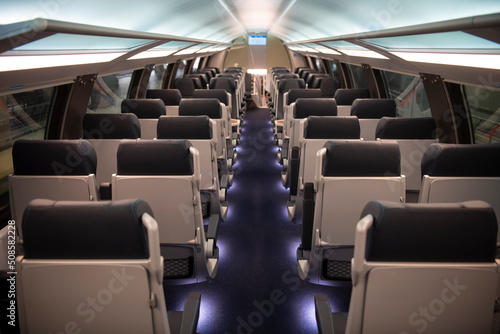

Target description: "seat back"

left=376, top=117, right=438, bottom=190
left=175, top=77, right=202, bottom=97
left=419, top=143, right=500, bottom=244
left=17, top=198, right=171, bottom=334
left=157, top=116, right=217, bottom=190
left=346, top=200, right=499, bottom=334
left=209, top=77, right=239, bottom=118
left=315, top=141, right=404, bottom=246
left=350, top=99, right=397, bottom=140
left=282, top=89, right=323, bottom=138
left=9, top=139, right=99, bottom=242
left=82, top=113, right=141, bottom=184
left=178, top=98, right=225, bottom=158
left=193, top=89, right=232, bottom=139
left=112, top=139, right=217, bottom=283
left=122, top=98, right=166, bottom=139
left=299, top=116, right=361, bottom=190
left=289, top=98, right=337, bottom=149
left=146, top=89, right=182, bottom=116
left=333, top=89, right=370, bottom=105
left=276, top=78, right=306, bottom=119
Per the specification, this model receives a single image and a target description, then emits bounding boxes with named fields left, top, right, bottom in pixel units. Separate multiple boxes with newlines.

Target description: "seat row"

left=15, top=197, right=500, bottom=333
left=296, top=139, right=500, bottom=286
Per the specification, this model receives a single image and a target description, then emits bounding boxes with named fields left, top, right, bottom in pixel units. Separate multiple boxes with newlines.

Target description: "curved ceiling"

left=2, top=0, right=500, bottom=44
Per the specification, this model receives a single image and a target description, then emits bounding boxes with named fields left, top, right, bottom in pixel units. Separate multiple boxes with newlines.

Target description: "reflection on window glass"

left=329, top=61, right=342, bottom=86
left=381, top=70, right=430, bottom=118
left=347, top=64, right=368, bottom=89
left=463, top=85, right=500, bottom=144
left=191, top=58, right=201, bottom=73
left=314, top=58, right=323, bottom=72
left=0, top=88, right=55, bottom=207
left=148, top=64, right=167, bottom=90
left=174, top=61, right=187, bottom=81
left=87, top=71, right=133, bottom=114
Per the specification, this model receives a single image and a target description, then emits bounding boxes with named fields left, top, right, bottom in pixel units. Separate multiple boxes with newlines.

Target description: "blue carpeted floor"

left=163, top=108, right=351, bottom=333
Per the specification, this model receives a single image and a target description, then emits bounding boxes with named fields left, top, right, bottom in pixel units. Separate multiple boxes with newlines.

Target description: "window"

left=148, top=64, right=168, bottom=90
left=381, top=70, right=430, bottom=118
left=87, top=71, right=133, bottom=114
left=191, top=58, right=201, bottom=73
left=463, top=84, right=500, bottom=144
left=346, top=64, right=368, bottom=90
left=174, top=61, right=187, bottom=81
left=0, top=87, right=56, bottom=213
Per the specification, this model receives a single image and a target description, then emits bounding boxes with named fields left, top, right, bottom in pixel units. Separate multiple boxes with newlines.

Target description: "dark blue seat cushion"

left=157, top=115, right=212, bottom=139
left=83, top=113, right=141, bottom=139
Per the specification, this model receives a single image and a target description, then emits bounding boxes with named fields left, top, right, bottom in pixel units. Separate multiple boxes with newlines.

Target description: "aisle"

left=163, top=108, right=351, bottom=333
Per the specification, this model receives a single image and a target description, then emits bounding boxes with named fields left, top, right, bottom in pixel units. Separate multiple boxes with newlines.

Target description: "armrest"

left=206, top=214, right=220, bottom=242
left=289, top=146, right=300, bottom=196
left=301, top=183, right=315, bottom=251
left=314, top=295, right=335, bottom=334
left=179, top=292, right=201, bottom=334
left=220, top=174, right=229, bottom=189
left=99, top=182, right=112, bottom=200
left=281, top=139, right=289, bottom=160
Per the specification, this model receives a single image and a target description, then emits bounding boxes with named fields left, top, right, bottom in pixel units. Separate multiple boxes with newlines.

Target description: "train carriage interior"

left=1, top=0, right=500, bottom=333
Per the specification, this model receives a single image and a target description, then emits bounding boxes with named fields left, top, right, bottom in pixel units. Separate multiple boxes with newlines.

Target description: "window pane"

left=347, top=64, right=368, bottom=89
left=191, top=58, right=201, bottom=73
left=148, top=64, right=167, bottom=90
left=463, top=85, right=500, bottom=144
left=87, top=71, right=133, bottom=114
left=381, top=70, right=431, bottom=118
left=0, top=87, right=55, bottom=207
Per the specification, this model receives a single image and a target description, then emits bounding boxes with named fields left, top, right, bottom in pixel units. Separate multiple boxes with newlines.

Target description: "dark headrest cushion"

left=23, top=198, right=153, bottom=259
left=83, top=113, right=141, bottom=139
left=305, top=116, right=360, bottom=139
left=322, top=141, right=400, bottom=176
left=362, top=200, right=497, bottom=262
left=121, top=99, right=165, bottom=119
left=421, top=143, right=500, bottom=177
left=294, top=98, right=338, bottom=118
left=278, top=78, right=305, bottom=93
left=193, top=89, right=228, bottom=105
left=178, top=98, right=222, bottom=119
left=376, top=117, right=436, bottom=139
left=157, top=116, right=212, bottom=139
left=351, top=99, right=397, bottom=119
left=287, top=89, right=322, bottom=104
left=333, top=89, right=370, bottom=105
left=13, top=139, right=96, bottom=176
left=146, top=89, right=182, bottom=106
left=209, top=77, right=236, bottom=91
left=117, top=139, right=193, bottom=175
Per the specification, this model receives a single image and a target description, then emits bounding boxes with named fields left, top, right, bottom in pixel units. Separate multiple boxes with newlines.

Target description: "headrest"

left=226, top=67, right=243, bottom=71
left=322, top=141, right=400, bottom=176
left=121, top=99, right=165, bottom=119
left=361, top=200, right=497, bottom=262
left=421, top=143, right=500, bottom=177
left=314, top=77, right=340, bottom=98
left=178, top=98, right=222, bottom=119
left=217, top=73, right=237, bottom=78
left=294, top=98, right=338, bottom=118
left=157, top=116, right=212, bottom=139
left=203, top=67, right=220, bottom=74
left=83, top=113, right=141, bottom=139
left=209, top=77, right=236, bottom=91
left=193, top=89, right=228, bottom=105
left=351, top=99, right=397, bottom=119
left=146, top=89, right=182, bottom=106
left=175, top=78, right=201, bottom=96
left=304, top=116, right=360, bottom=139
left=333, top=89, right=370, bottom=105
left=13, top=139, right=96, bottom=176
left=23, top=199, right=153, bottom=259
left=278, top=78, right=305, bottom=93
left=278, top=73, right=299, bottom=80
left=306, top=73, right=328, bottom=86
left=117, top=139, right=193, bottom=175
left=287, top=89, right=322, bottom=105
left=376, top=117, right=436, bottom=139
left=186, top=74, right=208, bottom=87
